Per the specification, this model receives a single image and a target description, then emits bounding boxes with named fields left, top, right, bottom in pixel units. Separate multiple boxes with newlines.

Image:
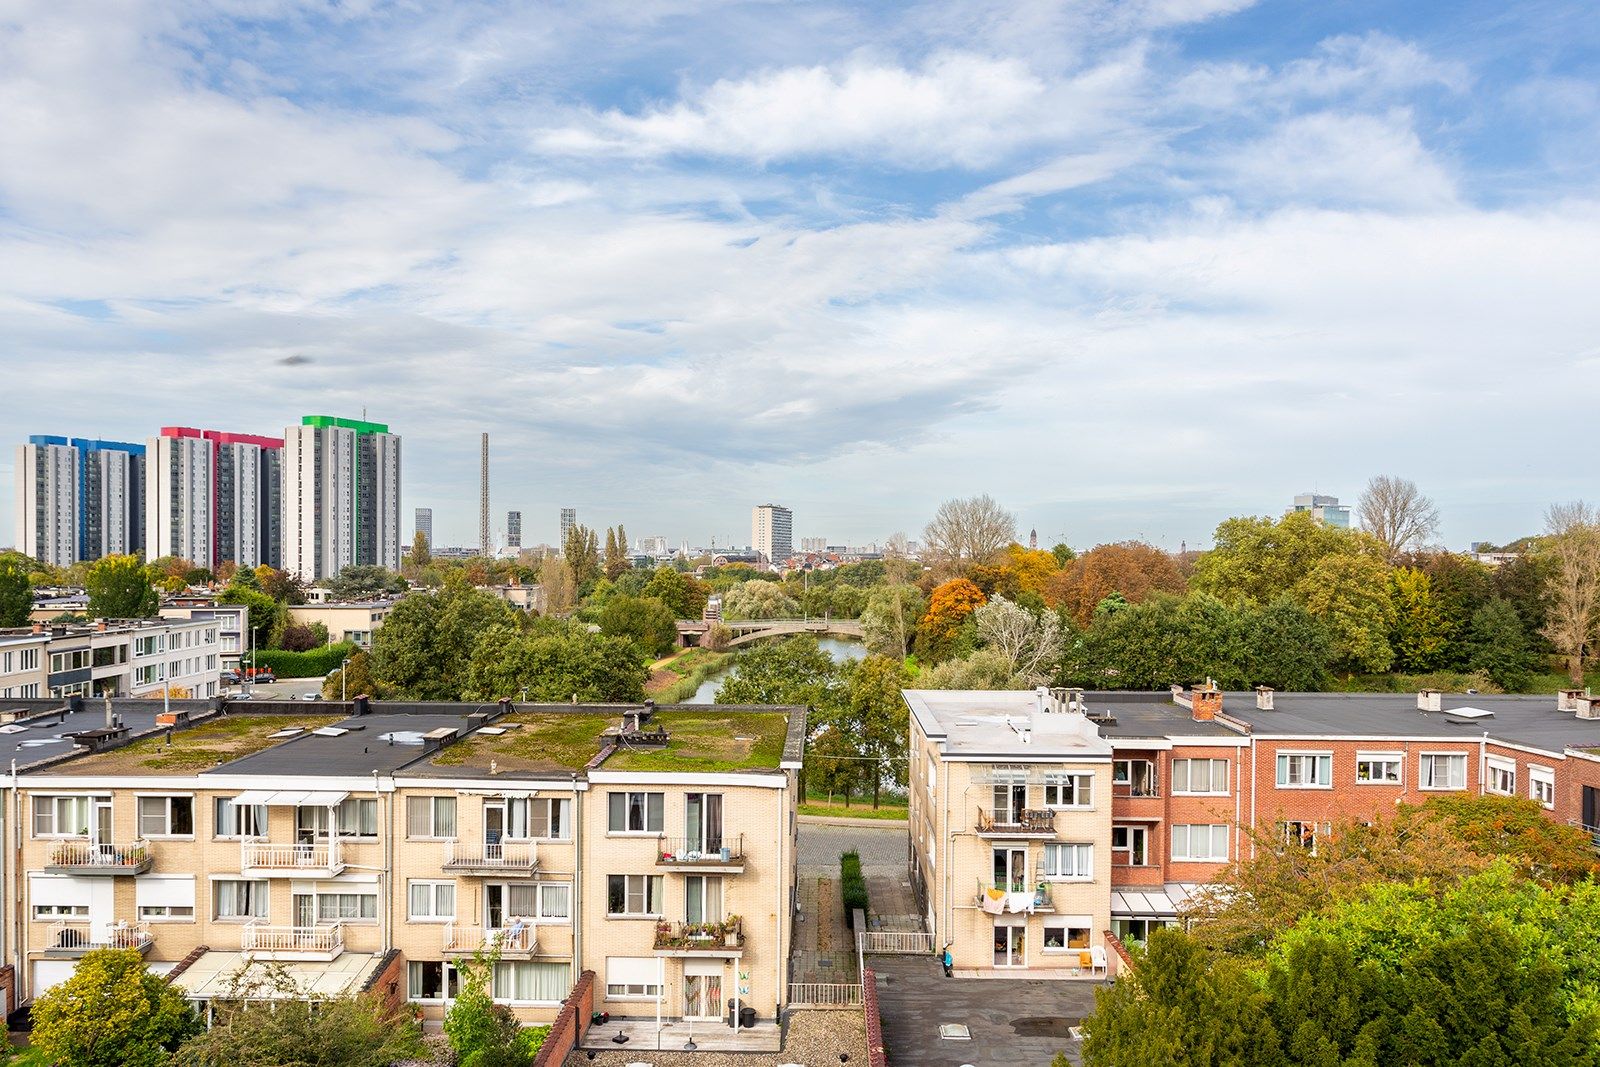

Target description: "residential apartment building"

left=0, top=619, right=223, bottom=701
left=751, top=505, right=792, bottom=567
left=284, top=600, right=395, bottom=649
left=559, top=508, right=577, bottom=544
left=908, top=684, right=1600, bottom=974
left=209, top=431, right=284, bottom=571
left=15, top=438, right=80, bottom=567
left=506, top=511, right=521, bottom=551
left=160, top=598, right=251, bottom=671
left=282, top=417, right=401, bottom=582
left=0, top=632, right=48, bottom=699
left=15, top=436, right=148, bottom=567
left=6, top=699, right=803, bottom=1034
left=415, top=508, right=433, bottom=545
left=145, top=429, right=214, bottom=567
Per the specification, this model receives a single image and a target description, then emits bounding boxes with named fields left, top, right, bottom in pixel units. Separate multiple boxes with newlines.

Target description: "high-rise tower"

left=506, top=510, right=521, bottom=551
left=752, top=503, right=793, bottom=565
left=480, top=432, right=490, bottom=555
left=281, top=416, right=400, bottom=581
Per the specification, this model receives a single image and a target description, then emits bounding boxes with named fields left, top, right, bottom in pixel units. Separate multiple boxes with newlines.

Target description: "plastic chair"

left=1090, top=945, right=1108, bottom=976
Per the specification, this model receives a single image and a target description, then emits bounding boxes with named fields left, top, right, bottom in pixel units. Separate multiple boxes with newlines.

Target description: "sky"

left=2, top=0, right=1597, bottom=553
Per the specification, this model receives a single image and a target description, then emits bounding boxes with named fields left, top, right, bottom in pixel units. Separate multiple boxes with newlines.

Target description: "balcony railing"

left=45, top=840, right=152, bottom=876
left=240, top=838, right=344, bottom=876
left=654, top=918, right=744, bottom=954
left=977, top=883, right=1053, bottom=913
left=656, top=834, right=745, bottom=870
left=242, top=921, right=344, bottom=960
left=46, top=920, right=153, bottom=956
left=976, top=808, right=1057, bottom=836
left=443, top=921, right=538, bottom=957
left=442, top=841, right=538, bottom=874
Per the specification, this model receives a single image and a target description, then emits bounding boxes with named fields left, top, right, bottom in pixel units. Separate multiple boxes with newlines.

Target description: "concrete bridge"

left=675, top=617, right=864, bottom=648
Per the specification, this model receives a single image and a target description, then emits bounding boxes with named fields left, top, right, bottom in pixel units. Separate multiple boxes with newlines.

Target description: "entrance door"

left=993, top=923, right=1026, bottom=967
left=993, top=847, right=1027, bottom=893
left=684, top=972, right=723, bottom=1019
left=484, top=802, right=505, bottom=861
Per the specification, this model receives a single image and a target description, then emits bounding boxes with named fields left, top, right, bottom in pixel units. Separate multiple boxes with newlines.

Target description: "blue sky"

left=2, top=0, right=1597, bottom=552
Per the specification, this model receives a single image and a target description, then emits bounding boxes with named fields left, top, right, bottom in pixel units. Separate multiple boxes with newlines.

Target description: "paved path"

left=792, top=822, right=914, bottom=983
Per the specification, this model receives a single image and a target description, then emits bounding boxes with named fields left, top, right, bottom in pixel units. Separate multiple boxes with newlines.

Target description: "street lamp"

left=342, top=657, right=351, bottom=701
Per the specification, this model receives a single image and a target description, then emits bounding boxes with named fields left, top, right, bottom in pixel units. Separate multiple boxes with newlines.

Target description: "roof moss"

left=427, top=712, right=613, bottom=774
left=603, top=710, right=789, bottom=772
left=54, top=714, right=343, bottom=774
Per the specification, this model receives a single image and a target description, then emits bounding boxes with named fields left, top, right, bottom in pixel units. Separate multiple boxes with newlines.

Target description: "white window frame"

left=1530, top=765, right=1556, bottom=810
left=1042, top=843, right=1094, bottom=880
left=32, top=795, right=96, bottom=839
left=138, top=905, right=195, bottom=923
left=406, top=796, right=458, bottom=840
left=1111, top=824, right=1150, bottom=866
left=1355, top=752, right=1403, bottom=785
left=214, top=797, right=266, bottom=839
left=1485, top=757, right=1517, bottom=797
left=212, top=878, right=270, bottom=921
left=1419, top=752, right=1467, bottom=791
left=1172, top=824, right=1229, bottom=862
left=1280, top=820, right=1330, bottom=854
left=408, top=880, right=456, bottom=922
left=1042, top=773, right=1094, bottom=809
left=1041, top=920, right=1093, bottom=953
left=408, top=960, right=461, bottom=1002
left=1276, top=751, right=1333, bottom=789
left=608, top=792, right=664, bottom=835
left=606, top=957, right=663, bottom=1000
left=33, top=903, right=90, bottom=920
left=606, top=874, right=664, bottom=917
left=137, top=794, right=196, bottom=838
left=529, top=797, right=572, bottom=841
left=317, top=891, right=378, bottom=922
left=1171, top=758, right=1230, bottom=796
left=537, top=882, right=572, bottom=922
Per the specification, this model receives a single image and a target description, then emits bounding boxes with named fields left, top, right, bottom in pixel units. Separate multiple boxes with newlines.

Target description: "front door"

left=484, top=802, right=505, bottom=860
left=993, top=923, right=1026, bottom=967
left=684, top=972, right=722, bottom=1019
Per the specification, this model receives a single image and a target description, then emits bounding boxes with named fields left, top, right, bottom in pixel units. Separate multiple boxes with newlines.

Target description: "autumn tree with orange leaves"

left=914, top=578, right=987, bottom=663
left=1046, top=541, right=1188, bottom=626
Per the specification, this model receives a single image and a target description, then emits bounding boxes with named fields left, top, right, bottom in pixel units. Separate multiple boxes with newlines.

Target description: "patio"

left=580, top=1016, right=783, bottom=1054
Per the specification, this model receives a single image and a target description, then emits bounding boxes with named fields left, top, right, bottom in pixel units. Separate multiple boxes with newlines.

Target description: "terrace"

left=654, top=917, right=745, bottom=955
left=46, top=920, right=153, bottom=957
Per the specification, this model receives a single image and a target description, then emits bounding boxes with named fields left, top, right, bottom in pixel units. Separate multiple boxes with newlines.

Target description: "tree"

left=542, top=558, right=577, bottom=616
left=973, top=596, right=1062, bottom=684
left=218, top=583, right=282, bottom=650
left=464, top=621, right=647, bottom=702
left=1389, top=566, right=1449, bottom=672
left=1468, top=597, right=1537, bottom=691
left=715, top=635, right=842, bottom=708
left=323, top=650, right=380, bottom=700
left=444, top=946, right=531, bottom=1067
left=642, top=566, right=710, bottom=619
left=1050, top=542, right=1076, bottom=567
left=1358, top=474, right=1441, bottom=561
left=411, top=529, right=432, bottom=568
left=371, top=578, right=521, bottom=699
left=969, top=544, right=1061, bottom=604
left=915, top=578, right=986, bottom=662
left=85, top=554, right=158, bottom=619
left=1296, top=552, right=1395, bottom=674
left=847, top=655, right=912, bottom=807
left=562, top=524, right=601, bottom=586
left=859, top=584, right=924, bottom=659
left=598, top=595, right=679, bottom=658
left=603, top=525, right=631, bottom=580
left=277, top=620, right=328, bottom=652
left=1242, top=597, right=1331, bottom=691
left=0, top=551, right=32, bottom=627
left=1046, top=541, right=1188, bottom=627
left=1191, top=511, right=1362, bottom=606
left=31, top=948, right=200, bottom=1067
left=1540, top=502, right=1600, bottom=685
left=255, top=565, right=307, bottom=605
left=721, top=579, right=800, bottom=620
left=327, top=565, right=406, bottom=601
left=921, top=494, right=1016, bottom=568
left=917, top=646, right=1028, bottom=690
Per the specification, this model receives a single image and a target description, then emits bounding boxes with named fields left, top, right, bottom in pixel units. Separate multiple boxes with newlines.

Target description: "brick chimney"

left=96, top=619, right=107, bottom=633
left=30, top=621, right=42, bottom=635
left=1255, top=686, right=1275, bottom=711
left=1417, top=689, right=1442, bottom=712
left=1192, top=683, right=1222, bottom=722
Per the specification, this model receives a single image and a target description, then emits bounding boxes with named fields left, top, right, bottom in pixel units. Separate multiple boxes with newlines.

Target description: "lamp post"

left=342, top=657, right=351, bottom=701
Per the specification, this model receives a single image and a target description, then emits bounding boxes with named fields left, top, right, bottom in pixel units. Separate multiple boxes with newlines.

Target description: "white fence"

left=857, top=930, right=935, bottom=955
left=788, top=982, right=864, bottom=1008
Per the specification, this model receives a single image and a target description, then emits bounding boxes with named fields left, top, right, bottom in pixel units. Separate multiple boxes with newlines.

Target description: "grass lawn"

left=645, top=647, right=732, bottom=703
left=63, top=714, right=341, bottom=773
left=800, top=794, right=908, bottom=820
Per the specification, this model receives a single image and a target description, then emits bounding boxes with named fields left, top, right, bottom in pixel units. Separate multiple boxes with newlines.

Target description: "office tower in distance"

left=145, top=428, right=214, bottom=568
left=559, top=507, right=576, bottom=544
left=507, top=510, right=521, bottom=550
left=800, top=537, right=827, bottom=553
left=752, top=503, right=793, bottom=564
left=15, top=437, right=80, bottom=567
left=208, top=430, right=284, bottom=571
left=1290, top=493, right=1351, bottom=528
left=479, top=432, right=490, bottom=555
left=282, top=416, right=401, bottom=581
left=415, top=508, right=433, bottom=544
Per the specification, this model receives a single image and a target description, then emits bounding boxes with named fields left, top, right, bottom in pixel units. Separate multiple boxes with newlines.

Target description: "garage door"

left=32, top=960, right=76, bottom=999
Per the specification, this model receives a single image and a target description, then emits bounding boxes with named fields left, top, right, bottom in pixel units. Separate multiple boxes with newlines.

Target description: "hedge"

left=247, top=642, right=358, bottom=679
left=841, top=849, right=869, bottom=930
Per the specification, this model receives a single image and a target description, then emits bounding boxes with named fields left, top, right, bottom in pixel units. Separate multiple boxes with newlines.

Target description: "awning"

left=231, top=790, right=348, bottom=807
left=1111, top=882, right=1205, bottom=919
left=168, top=950, right=384, bottom=1001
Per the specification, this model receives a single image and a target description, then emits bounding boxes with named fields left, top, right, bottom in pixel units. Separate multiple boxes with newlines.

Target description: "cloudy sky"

left=2, top=0, right=1597, bottom=553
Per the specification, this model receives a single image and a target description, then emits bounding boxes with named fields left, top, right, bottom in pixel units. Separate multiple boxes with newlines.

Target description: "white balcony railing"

left=240, top=837, right=343, bottom=873
left=442, top=840, right=537, bottom=871
left=242, top=921, right=344, bottom=957
left=48, top=920, right=153, bottom=953
left=443, top=921, right=534, bottom=955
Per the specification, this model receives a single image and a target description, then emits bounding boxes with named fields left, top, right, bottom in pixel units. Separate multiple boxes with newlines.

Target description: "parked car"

left=220, top=670, right=242, bottom=685
left=299, top=692, right=321, bottom=701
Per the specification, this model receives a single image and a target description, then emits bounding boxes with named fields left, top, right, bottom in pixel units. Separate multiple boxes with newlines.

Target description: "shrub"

left=841, top=849, right=870, bottom=929
left=32, top=948, right=200, bottom=1067
left=249, top=642, right=358, bottom=678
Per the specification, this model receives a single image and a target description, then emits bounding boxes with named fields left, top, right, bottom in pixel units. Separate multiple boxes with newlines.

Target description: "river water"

left=686, top=635, right=867, bottom=703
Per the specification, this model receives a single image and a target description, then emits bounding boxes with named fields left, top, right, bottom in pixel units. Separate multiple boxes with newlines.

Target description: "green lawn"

left=799, top=794, right=908, bottom=820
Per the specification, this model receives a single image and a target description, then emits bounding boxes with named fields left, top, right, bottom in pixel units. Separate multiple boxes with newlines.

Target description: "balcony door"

left=993, top=920, right=1026, bottom=968
left=485, top=883, right=536, bottom=930
left=294, top=892, right=315, bottom=930
left=993, top=781, right=1026, bottom=824
left=685, top=876, right=723, bottom=926
left=993, top=847, right=1028, bottom=893
left=484, top=802, right=505, bottom=860
left=91, top=798, right=113, bottom=859
left=686, top=794, right=723, bottom=854
left=683, top=970, right=722, bottom=1020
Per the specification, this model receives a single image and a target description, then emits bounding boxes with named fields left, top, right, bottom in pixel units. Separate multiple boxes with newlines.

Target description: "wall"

left=862, top=968, right=887, bottom=1067
left=531, top=969, right=594, bottom=1067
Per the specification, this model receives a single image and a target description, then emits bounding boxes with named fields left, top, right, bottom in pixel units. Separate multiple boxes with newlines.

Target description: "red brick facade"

left=531, top=968, right=594, bottom=1067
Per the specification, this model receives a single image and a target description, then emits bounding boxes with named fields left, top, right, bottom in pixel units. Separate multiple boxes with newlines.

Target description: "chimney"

left=1255, top=686, right=1275, bottom=711
left=1417, top=689, right=1442, bottom=712
left=1192, top=683, right=1222, bottom=722
left=352, top=694, right=371, bottom=716
left=1559, top=689, right=1590, bottom=713
left=30, top=622, right=42, bottom=635
left=96, top=619, right=107, bottom=633
left=1579, top=698, right=1600, bottom=721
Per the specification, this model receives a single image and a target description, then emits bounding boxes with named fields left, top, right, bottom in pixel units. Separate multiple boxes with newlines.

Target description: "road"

left=223, top=677, right=330, bottom=702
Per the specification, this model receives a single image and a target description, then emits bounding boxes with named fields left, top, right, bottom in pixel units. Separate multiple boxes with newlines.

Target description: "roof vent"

left=1579, top=699, right=1600, bottom=721
left=1417, top=689, right=1442, bottom=712
left=1255, top=686, right=1275, bottom=711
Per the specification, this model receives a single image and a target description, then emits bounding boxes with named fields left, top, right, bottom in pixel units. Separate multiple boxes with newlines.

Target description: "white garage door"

left=31, top=960, right=76, bottom=999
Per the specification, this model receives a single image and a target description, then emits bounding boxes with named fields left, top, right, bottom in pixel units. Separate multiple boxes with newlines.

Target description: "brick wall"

left=532, top=968, right=594, bottom=1067
left=360, top=949, right=407, bottom=1016
left=0, top=963, right=14, bottom=1017
left=862, top=968, right=887, bottom=1067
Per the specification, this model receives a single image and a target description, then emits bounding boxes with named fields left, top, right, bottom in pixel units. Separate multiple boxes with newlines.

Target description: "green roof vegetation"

left=428, top=712, right=612, bottom=774
left=58, top=714, right=342, bottom=773
left=604, top=710, right=789, bottom=772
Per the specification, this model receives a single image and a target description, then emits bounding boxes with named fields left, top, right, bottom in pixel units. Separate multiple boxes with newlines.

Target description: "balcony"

left=976, top=808, right=1057, bottom=837
left=442, top=921, right=555, bottom=960
left=977, top=883, right=1054, bottom=914
left=45, top=920, right=153, bottom=957
left=654, top=918, right=744, bottom=956
left=240, top=838, right=344, bottom=878
left=655, top=834, right=745, bottom=873
left=241, top=921, right=344, bottom=962
left=44, top=840, right=152, bottom=876
left=442, top=841, right=538, bottom=876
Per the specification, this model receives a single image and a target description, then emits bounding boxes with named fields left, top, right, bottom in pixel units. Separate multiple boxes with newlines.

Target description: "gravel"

left=564, top=1010, right=868, bottom=1067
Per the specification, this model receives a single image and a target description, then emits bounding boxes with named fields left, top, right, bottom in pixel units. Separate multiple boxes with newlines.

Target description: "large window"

left=608, top=792, right=664, bottom=834
left=138, top=796, right=194, bottom=837
left=1111, top=825, right=1149, bottom=866
left=1171, top=759, right=1229, bottom=795
left=492, top=962, right=569, bottom=1004
left=215, top=797, right=266, bottom=838
left=1043, top=843, right=1093, bottom=880
left=1172, top=824, right=1229, bottom=862
left=317, top=891, right=378, bottom=921
left=1112, top=759, right=1158, bottom=797
left=1531, top=766, right=1556, bottom=810
left=34, top=903, right=89, bottom=919
left=213, top=879, right=269, bottom=919
left=685, top=875, right=723, bottom=924
left=409, top=961, right=461, bottom=1001
left=537, top=883, right=571, bottom=921
left=1042, top=920, right=1092, bottom=952
left=408, top=881, right=456, bottom=922
left=606, top=874, right=664, bottom=916
left=1419, top=753, right=1467, bottom=791
left=406, top=796, right=457, bottom=839
left=32, top=795, right=93, bottom=837
left=1276, top=752, right=1333, bottom=788
left=1042, top=774, right=1093, bottom=808
left=1355, top=753, right=1403, bottom=784
left=529, top=797, right=571, bottom=840
left=297, top=798, right=378, bottom=840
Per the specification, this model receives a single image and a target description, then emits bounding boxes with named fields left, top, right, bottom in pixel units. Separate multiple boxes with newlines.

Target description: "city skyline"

left=2, top=2, right=1597, bottom=552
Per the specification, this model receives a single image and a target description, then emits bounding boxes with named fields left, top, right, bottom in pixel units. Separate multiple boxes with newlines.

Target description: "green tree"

left=859, top=584, right=924, bottom=659
left=464, top=621, right=647, bottom=702
left=1192, top=511, right=1359, bottom=605
left=328, top=565, right=407, bottom=600
left=444, top=946, right=528, bottom=1067
left=598, top=595, right=679, bottom=658
left=846, top=655, right=912, bottom=807
left=0, top=551, right=32, bottom=627
left=85, top=554, right=159, bottom=619
left=32, top=948, right=200, bottom=1067
left=603, top=525, right=631, bottom=580
left=217, top=583, right=282, bottom=650
left=254, top=565, right=307, bottom=605
left=1491, top=554, right=1552, bottom=653
left=1050, top=542, right=1076, bottom=567
left=1297, top=552, right=1395, bottom=674
left=1389, top=566, right=1450, bottom=672
left=721, top=579, right=800, bottom=620
left=715, top=635, right=842, bottom=707
left=642, top=566, right=710, bottom=619
left=411, top=529, right=432, bottom=568
left=322, top=650, right=380, bottom=700
left=1241, top=597, right=1331, bottom=691
left=562, top=524, right=601, bottom=586
left=1411, top=551, right=1492, bottom=668
left=1467, top=597, right=1538, bottom=691
left=173, top=979, right=422, bottom=1067
left=371, top=578, right=520, bottom=699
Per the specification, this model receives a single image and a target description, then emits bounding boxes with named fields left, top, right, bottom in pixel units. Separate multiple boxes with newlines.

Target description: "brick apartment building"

left=908, top=684, right=1600, bottom=975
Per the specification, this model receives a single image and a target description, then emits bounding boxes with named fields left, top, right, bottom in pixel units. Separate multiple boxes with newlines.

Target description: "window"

left=493, top=961, right=570, bottom=1004
left=406, top=796, right=458, bottom=839
left=1111, top=825, right=1149, bottom=866
left=685, top=875, right=724, bottom=924
left=215, top=797, right=266, bottom=838
left=1042, top=774, right=1093, bottom=808
left=1112, top=918, right=1177, bottom=946
left=529, top=797, right=571, bottom=840
left=608, top=792, right=664, bottom=833
left=1355, top=753, right=1403, bottom=784
left=1280, top=820, right=1329, bottom=853
left=298, top=799, right=378, bottom=839
left=606, top=957, right=663, bottom=998
left=213, top=879, right=269, bottom=919
left=1043, top=843, right=1093, bottom=879
left=1420, top=753, right=1467, bottom=791
left=409, top=881, right=456, bottom=921
left=1113, top=759, right=1158, bottom=797
left=1172, top=759, right=1229, bottom=795
left=1172, top=824, right=1229, bottom=862
left=32, top=795, right=93, bottom=837
left=138, top=796, right=195, bottom=837
left=409, top=961, right=461, bottom=1001
left=34, top=903, right=89, bottom=919
left=1042, top=921, right=1092, bottom=951
left=606, top=874, right=664, bottom=916
left=50, top=649, right=90, bottom=673
left=1486, top=759, right=1516, bottom=796
left=134, top=665, right=162, bottom=687
left=317, top=892, right=378, bottom=921
left=138, top=905, right=195, bottom=921
left=1530, top=766, right=1556, bottom=809
left=538, top=883, right=571, bottom=921
left=1276, top=752, right=1333, bottom=788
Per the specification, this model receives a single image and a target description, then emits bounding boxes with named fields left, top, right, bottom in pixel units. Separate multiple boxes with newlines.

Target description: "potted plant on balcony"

left=722, top=916, right=741, bottom=947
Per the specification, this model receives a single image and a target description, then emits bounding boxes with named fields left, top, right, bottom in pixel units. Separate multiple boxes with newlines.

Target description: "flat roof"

left=904, top=690, right=1117, bottom=759
left=169, top=950, right=387, bottom=1000
left=0, top=702, right=178, bottom=770
left=216, top=713, right=470, bottom=777
left=44, top=713, right=343, bottom=775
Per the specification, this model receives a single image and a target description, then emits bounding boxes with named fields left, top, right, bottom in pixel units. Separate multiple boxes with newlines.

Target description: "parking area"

left=870, top=955, right=1103, bottom=1067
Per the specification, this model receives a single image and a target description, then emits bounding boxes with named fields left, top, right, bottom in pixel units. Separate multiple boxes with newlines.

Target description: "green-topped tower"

left=281, top=415, right=401, bottom=581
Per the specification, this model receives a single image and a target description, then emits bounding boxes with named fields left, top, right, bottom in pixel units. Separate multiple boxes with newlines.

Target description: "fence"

left=788, top=982, right=864, bottom=1008
left=857, top=930, right=935, bottom=955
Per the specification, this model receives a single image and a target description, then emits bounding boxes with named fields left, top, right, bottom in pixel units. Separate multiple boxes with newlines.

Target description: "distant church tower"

left=1029, top=528, right=1038, bottom=549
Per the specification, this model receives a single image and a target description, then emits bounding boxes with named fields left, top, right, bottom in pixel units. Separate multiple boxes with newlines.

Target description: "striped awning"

left=231, top=790, right=348, bottom=807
